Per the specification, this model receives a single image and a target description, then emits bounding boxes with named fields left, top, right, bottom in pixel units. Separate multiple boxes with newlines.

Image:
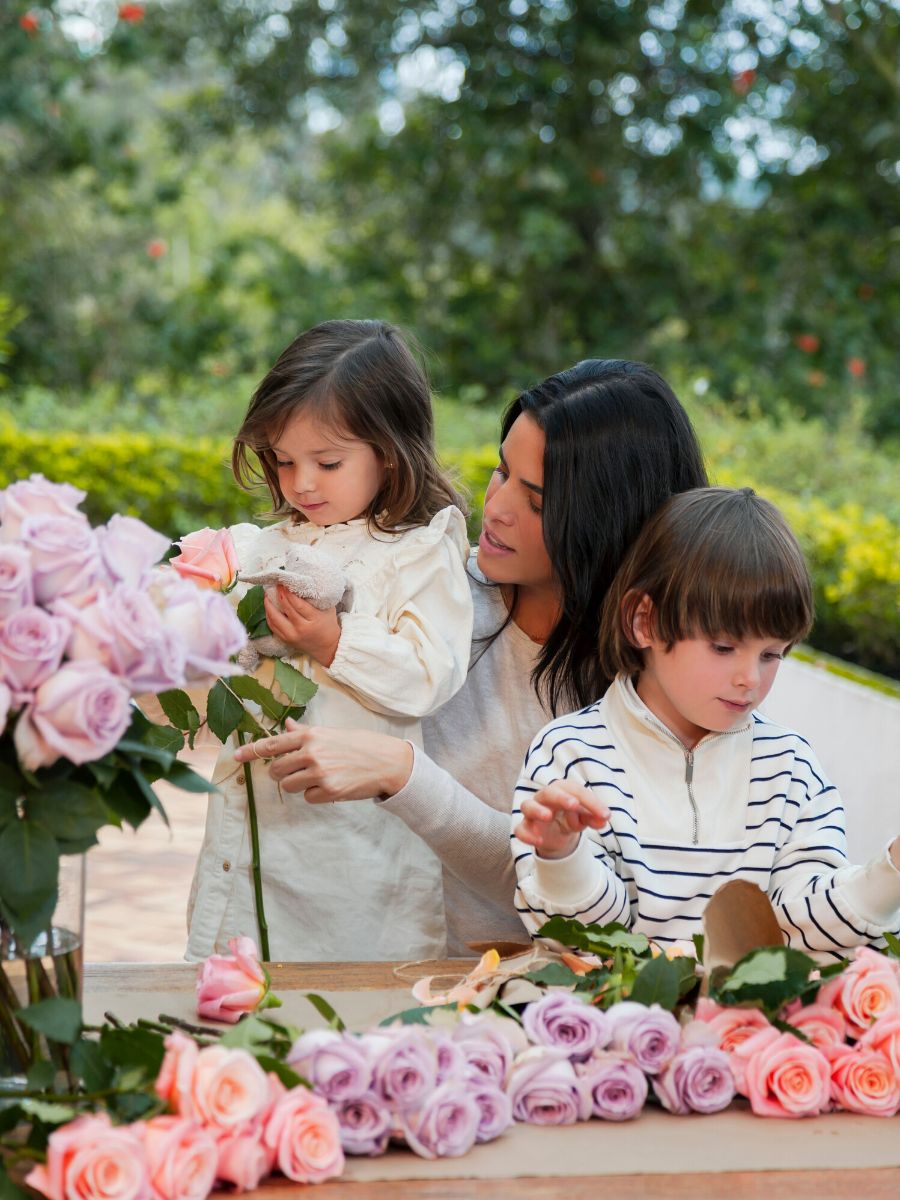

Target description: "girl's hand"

left=514, top=780, right=610, bottom=861
left=233, top=719, right=414, bottom=804
left=890, top=835, right=900, bottom=872
left=264, top=586, right=341, bottom=667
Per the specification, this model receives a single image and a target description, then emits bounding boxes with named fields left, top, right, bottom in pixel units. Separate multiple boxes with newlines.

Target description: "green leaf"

left=237, top=586, right=271, bottom=638
left=103, top=777, right=152, bottom=829
left=115, top=738, right=177, bottom=769
left=26, top=1060, right=57, bottom=1091
left=156, top=689, right=201, bottom=732
left=162, top=763, right=218, bottom=794
left=17, top=997, right=82, bottom=1045
left=127, top=767, right=170, bottom=828
left=19, top=1098, right=77, bottom=1124
left=255, top=1056, right=306, bottom=1088
left=378, top=1003, right=458, bottom=1027
left=524, top=963, right=581, bottom=987
left=0, top=762, right=25, bottom=803
left=99, top=1026, right=165, bottom=1079
left=714, top=947, right=821, bottom=1016
left=536, top=916, right=650, bottom=958
left=221, top=1015, right=277, bottom=1050
left=0, top=819, right=59, bottom=945
left=692, top=933, right=705, bottom=962
left=109, top=1091, right=163, bottom=1122
left=273, top=660, right=317, bottom=709
left=145, top=724, right=186, bottom=756
left=302, top=992, right=346, bottom=1032
left=71, top=1038, right=115, bottom=1090
left=27, top=783, right=110, bottom=843
left=628, top=952, right=680, bottom=1010
left=206, top=679, right=246, bottom=741
left=236, top=710, right=267, bottom=738
left=1, top=1155, right=32, bottom=1200
left=227, top=674, right=289, bottom=722
left=883, top=931, right=900, bottom=960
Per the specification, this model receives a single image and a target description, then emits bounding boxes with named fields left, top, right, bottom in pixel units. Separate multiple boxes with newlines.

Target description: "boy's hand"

left=264, top=586, right=341, bottom=667
left=514, top=779, right=609, bottom=860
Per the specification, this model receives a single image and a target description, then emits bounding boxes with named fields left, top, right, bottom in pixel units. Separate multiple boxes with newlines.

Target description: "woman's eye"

left=320, top=461, right=342, bottom=471
left=492, top=464, right=508, bottom=478
left=528, top=499, right=542, bottom=516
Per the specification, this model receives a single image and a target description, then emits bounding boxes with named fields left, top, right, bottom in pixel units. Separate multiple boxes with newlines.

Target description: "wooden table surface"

left=84, top=960, right=900, bottom=1200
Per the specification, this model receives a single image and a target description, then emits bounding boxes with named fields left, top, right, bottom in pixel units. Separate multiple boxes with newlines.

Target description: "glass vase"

left=0, top=853, right=85, bottom=1082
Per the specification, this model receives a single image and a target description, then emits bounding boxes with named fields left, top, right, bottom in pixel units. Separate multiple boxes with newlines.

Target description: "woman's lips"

left=480, top=526, right=513, bottom=554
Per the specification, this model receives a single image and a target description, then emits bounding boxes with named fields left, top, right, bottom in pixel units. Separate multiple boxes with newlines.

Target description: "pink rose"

left=14, top=660, right=132, bottom=769
left=158, top=578, right=247, bottom=679
left=215, top=1127, right=275, bottom=1192
left=0, top=680, right=10, bottom=734
left=858, top=1013, right=900, bottom=1075
left=0, top=474, right=85, bottom=541
left=171, top=528, right=238, bottom=591
left=263, top=1086, right=344, bottom=1184
left=817, top=947, right=900, bottom=1038
left=141, top=1116, right=218, bottom=1200
left=196, top=936, right=280, bottom=1024
left=182, top=1045, right=271, bottom=1131
left=0, top=543, right=34, bottom=618
left=20, top=511, right=101, bottom=603
left=0, top=605, right=70, bottom=699
left=783, top=1002, right=847, bottom=1050
left=827, top=1043, right=900, bottom=1116
left=693, top=997, right=773, bottom=1053
left=156, top=1031, right=200, bottom=1113
left=740, top=1030, right=831, bottom=1118
left=96, top=514, right=171, bottom=589
left=25, top=1112, right=149, bottom=1200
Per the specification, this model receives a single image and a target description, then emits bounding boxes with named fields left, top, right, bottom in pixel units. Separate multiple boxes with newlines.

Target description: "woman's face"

left=477, top=412, right=555, bottom=592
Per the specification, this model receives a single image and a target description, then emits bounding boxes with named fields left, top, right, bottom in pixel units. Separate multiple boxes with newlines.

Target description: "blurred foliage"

left=1, top=0, right=898, bottom=440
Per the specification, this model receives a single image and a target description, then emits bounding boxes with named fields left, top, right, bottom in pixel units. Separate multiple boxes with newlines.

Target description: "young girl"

left=512, top=486, right=900, bottom=960
left=186, top=319, right=473, bottom=963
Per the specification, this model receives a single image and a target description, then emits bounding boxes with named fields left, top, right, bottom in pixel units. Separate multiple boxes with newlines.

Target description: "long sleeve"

left=511, top=713, right=631, bottom=941
left=326, top=508, right=473, bottom=719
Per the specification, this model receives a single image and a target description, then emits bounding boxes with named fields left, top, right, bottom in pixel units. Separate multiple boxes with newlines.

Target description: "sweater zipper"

left=684, top=750, right=698, bottom=845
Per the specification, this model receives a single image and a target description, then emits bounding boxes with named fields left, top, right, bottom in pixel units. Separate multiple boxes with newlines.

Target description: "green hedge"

left=1, top=423, right=897, bottom=678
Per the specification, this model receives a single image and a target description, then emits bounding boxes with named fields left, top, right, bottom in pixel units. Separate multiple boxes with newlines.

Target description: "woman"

left=235, top=359, right=708, bottom=956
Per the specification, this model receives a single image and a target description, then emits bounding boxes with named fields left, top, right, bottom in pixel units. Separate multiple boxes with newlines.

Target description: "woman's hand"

left=514, top=779, right=609, bottom=860
left=264, top=586, right=341, bottom=667
left=233, top=719, right=414, bottom=804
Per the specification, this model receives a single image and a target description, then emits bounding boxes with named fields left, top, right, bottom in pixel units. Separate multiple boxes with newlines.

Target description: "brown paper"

left=701, top=879, right=785, bottom=991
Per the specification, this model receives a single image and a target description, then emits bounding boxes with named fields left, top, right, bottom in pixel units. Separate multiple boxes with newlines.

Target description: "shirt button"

left=222, top=860, right=231, bottom=872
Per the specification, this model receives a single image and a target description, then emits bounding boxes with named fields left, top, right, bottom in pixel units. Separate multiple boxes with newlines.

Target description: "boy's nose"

left=734, top=657, right=761, bottom=689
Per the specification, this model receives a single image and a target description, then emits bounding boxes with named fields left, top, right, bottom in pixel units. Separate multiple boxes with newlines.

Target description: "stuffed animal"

left=236, top=544, right=349, bottom=671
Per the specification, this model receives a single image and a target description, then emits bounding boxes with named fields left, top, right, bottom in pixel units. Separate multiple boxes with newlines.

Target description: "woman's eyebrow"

left=498, top=446, right=543, bottom=495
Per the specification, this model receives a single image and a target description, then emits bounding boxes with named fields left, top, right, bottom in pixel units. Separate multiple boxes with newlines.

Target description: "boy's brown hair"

left=599, top=486, right=814, bottom=679
left=233, top=319, right=465, bottom=530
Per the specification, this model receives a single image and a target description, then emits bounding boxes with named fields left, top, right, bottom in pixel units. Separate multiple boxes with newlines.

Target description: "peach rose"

left=827, top=1043, right=900, bottom=1117
left=693, top=997, right=773, bottom=1054
left=156, top=1031, right=200, bottom=1112
left=783, top=1002, right=847, bottom=1050
left=141, top=1116, right=218, bottom=1200
left=857, top=1013, right=900, bottom=1075
left=171, top=528, right=238, bottom=591
left=196, top=936, right=280, bottom=1025
left=263, top=1086, right=344, bottom=1184
left=181, top=1045, right=271, bottom=1131
left=817, top=947, right=900, bottom=1039
left=215, top=1127, right=275, bottom=1192
left=740, top=1030, right=831, bottom=1118
left=25, top=1113, right=148, bottom=1200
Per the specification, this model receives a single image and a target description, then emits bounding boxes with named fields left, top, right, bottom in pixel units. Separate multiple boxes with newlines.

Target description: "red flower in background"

left=118, top=3, right=145, bottom=22
left=807, top=370, right=825, bottom=388
left=733, top=69, right=756, bottom=96
left=20, top=11, right=40, bottom=32
left=847, top=357, right=866, bottom=378
left=793, top=333, right=820, bottom=354
left=146, top=238, right=167, bottom=259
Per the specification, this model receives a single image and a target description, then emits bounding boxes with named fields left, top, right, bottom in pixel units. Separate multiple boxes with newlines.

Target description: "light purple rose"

left=19, top=512, right=101, bottom=603
left=96, top=515, right=171, bottom=589
left=0, top=544, right=34, bottom=618
left=0, top=475, right=85, bottom=540
left=653, top=1045, right=735, bottom=1115
left=507, top=1046, right=592, bottom=1126
left=59, top=586, right=187, bottom=693
left=158, top=577, right=247, bottom=678
left=13, top=660, right=132, bottom=769
left=0, top=606, right=70, bottom=699
left=453, top=1012, right=527, bottom=1088
left=432, top=1033, right=467, bottom=1084
left=399, top=1082, right=481, bottom=1159
left=362, top=1028, right=439, bottom=1112
left=468, top=1081, right=513, bottom=1143
left=332, top=1090, right=392, bottom=1157
left=607, top=1002, right=682, bottom=1075
left=0, top=681, right=10, bottom=734
left=522, top=991, right=611, bottom=1061
left=576, top=1051, right=648, bottom=1121
left=286, top=1030, right=373, bottom=1102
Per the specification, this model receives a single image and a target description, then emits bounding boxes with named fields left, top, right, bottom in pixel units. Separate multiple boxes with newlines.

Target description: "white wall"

left=761, top=658, right=900, bottom=863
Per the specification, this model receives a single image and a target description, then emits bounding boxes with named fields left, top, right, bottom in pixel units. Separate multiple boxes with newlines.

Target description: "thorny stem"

left=235, top=731, right=270, bottom=961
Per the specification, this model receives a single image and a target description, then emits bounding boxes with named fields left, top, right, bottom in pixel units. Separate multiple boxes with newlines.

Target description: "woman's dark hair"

left=232, top=319, right=464, bottom=531
left=494, top=358, right=708, bottom=715
left=600, top=486, right=814, bottom=679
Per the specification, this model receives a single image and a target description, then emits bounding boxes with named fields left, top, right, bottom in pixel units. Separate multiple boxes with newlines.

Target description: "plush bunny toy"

left=236, top=544, right=348, bottom=671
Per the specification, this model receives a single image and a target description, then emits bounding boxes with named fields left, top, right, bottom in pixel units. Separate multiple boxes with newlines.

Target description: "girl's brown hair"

left=599, top=486, right=814, bottom=679
left=232, top=319, right=465, bottom=530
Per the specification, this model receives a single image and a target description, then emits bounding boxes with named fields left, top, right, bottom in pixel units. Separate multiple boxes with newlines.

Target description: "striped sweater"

left=512, top=674, right=900, bottom=961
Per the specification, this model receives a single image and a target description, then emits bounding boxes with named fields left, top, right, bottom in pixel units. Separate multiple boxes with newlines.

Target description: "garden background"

left=2, top=0, right=898, bottom=686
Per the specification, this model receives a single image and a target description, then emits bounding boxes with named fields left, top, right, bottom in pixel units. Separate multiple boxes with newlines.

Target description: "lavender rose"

left=607, top=1002, right=681, bottom=1075
left=287, top=1030, right=372, bottom=1102
left=332, top=1090, right=392, bottom=1157
left=96, top=514, right=171, bottom=589
left=432, top=1033, right=467, bottom=1084
left=0, top=606, right=70, bottom=699
left=362, top=1028, right=439, bottom=1112
left=157, top=578, right=247, bottom=678
left=653, top=1045, right=735, bottom=1115
left=19, top=512, right=101, bottom=603
left=469, top=1081, right=513, bottom=1143
left=0, top=475, right=85, bottom=540
left=0, top=544, right=34, bottom=619
left=507, top=1046, right=592, bottom=1126
left=399, top=1082, right=481, bottom=1159
left=522, top=992, right=611, bottom=1062
left=577, top=1051, right=648, bottom=1121
left=13, top=660, right=132, bottom=769
left=453, top=1011, right=527, bottom=1088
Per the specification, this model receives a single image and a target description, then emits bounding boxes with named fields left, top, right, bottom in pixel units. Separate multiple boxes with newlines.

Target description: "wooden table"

left=84, top=961, right=900, bottom=1199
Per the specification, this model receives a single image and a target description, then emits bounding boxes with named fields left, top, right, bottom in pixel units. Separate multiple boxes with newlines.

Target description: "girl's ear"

left=629, top=593, right=655, bottom=649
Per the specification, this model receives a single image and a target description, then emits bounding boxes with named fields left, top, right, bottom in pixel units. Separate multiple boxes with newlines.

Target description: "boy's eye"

left=763, top=650, right=785, bottom=662
left=711, top=643, right=734, bottom=654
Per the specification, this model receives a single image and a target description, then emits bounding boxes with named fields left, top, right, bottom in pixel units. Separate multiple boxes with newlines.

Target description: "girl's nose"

left=293, top=464, right=315, bottom=494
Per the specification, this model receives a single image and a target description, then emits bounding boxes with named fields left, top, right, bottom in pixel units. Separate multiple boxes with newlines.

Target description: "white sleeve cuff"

left=531, top=835, right=601, bottom=907
left=841, top=841, right=900, bottom=925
